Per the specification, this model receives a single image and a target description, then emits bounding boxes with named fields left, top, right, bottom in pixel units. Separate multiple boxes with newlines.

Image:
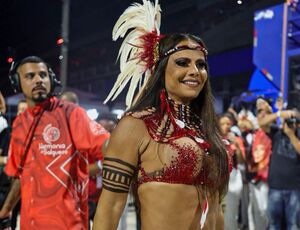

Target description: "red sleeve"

left=69, top=107, right=110, bottom=161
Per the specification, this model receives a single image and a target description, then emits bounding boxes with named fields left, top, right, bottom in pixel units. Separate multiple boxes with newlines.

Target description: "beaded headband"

left=161, top=45, right=208, bottom=61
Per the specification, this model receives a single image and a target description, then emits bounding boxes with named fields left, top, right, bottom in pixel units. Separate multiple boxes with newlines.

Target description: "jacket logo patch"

left=40, top=124, right=71, bottom=157
left=43, top=124, right=60, bottom=144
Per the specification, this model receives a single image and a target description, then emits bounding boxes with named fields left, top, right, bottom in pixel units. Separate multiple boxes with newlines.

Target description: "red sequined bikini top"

left=127, top=98, right=228, bottom=187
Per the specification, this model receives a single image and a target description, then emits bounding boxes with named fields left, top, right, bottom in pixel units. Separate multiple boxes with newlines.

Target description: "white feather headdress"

left=104, top=0, right=162, bottom=107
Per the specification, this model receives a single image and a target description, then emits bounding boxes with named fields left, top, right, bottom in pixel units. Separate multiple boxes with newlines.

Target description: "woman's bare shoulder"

left=116, top=114, right=148, bottom=133
left=105, top=114, right=150, bottom=158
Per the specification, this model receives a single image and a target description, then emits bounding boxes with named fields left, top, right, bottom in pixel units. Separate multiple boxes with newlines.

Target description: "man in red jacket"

left=0, top=56, right=110, bottom=230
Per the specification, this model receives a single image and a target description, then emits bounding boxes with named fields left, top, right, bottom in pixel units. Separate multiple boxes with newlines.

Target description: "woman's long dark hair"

left=129, top=33, right=229, bottom=197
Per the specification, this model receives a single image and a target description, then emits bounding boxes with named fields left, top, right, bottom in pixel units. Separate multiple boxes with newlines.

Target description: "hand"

left=227, top=108, right=238, bottom=119
left=283, top=121, right=296, bottom=137
left=280, top=110, right=297, bottom=119
left=0, top=208, right=11, bottom=219
left=227, top=132, right=236, bottom=144
left=3, top=227, right=12, bottom=230
left=0, top=217, right=12, bottom=230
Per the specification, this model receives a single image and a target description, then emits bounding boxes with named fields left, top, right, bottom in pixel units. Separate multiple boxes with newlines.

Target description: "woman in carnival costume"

left=93, top=0, right=231, bottom=229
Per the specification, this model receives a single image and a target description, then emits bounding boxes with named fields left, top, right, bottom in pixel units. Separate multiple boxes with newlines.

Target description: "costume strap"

left=200, top=197, right=209, bottom=229
left=17, top=109, right=45, bottom=177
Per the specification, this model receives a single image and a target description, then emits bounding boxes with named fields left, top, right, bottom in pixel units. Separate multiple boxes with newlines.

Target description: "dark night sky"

left=0, top=0, right=137, bottom=93
left=0, top=0, right=167, bottom=95
left=0, top=0, right=284, bottom=97
left=0, top=0, right=61, bottom=93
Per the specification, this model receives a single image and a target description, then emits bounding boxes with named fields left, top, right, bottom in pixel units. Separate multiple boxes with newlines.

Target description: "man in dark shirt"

left=256, top=97, right=300, bottom=229
left=268, top=121, right=300, bottom=230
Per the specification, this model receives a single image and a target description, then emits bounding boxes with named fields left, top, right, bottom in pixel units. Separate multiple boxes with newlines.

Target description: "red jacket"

left=5, top=97, right=110, bottom=230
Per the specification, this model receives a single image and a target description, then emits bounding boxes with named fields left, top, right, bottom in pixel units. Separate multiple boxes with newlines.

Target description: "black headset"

left=8, top=57, right=61, bottom=94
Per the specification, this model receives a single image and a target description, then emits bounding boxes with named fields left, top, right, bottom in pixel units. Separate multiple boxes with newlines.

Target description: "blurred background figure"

left=220, top=113, right=244, bottom=230
left=236, top=117, right=255, bottom=230
left=16, top=100, right=27, bottom=116
left=0, top=90, right=9, bottom=170
left=246, top=98, right=272, bottom=230
left=0, top=92, right=9, bottom=152
left=9, top=99, right=28, bottom=230
left=0, top=90, right=9, bottom=171
left=255, top=97, right=300, bottom=230
left=60, top=91, right=79, bottom=105
left=97, top=113, right=117, bottom=133
left=0, top=91, right=9, bottom=166
left=0, top=92, right=6, bottom=115
left=0, top=91, right=11, bottom=230
left=60, top=91, right=113, bottom=230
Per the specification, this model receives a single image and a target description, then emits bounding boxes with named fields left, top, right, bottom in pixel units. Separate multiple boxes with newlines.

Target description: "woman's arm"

left=93, top=116, right=147, bottom=230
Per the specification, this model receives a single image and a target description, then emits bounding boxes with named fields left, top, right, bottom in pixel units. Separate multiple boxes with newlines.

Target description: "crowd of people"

left=0, top=0, right=299, bottom=230
left=219, top=96, right=300, bottom=230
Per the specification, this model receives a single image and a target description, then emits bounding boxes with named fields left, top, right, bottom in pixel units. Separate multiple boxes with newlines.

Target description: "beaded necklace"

left=159, top=90, right=211, bottom=154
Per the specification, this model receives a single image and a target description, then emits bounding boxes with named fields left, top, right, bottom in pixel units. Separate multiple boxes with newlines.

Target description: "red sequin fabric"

left=127, top=99, right=224, bottom=187
left=138, top=141, right=203, bottom=185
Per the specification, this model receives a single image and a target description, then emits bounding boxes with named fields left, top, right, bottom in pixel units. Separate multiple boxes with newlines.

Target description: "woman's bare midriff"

left=137, top=182, right=222, bottom=230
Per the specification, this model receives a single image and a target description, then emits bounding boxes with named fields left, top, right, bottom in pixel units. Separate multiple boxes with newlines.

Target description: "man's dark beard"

left=32, top=92, right=49, bottom=103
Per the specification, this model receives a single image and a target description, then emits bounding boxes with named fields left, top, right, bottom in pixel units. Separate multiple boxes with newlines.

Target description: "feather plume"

left=104, top=0, right=161, bottom=107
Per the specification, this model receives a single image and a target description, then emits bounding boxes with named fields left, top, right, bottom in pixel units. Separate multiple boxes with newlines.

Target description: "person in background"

left=9, top=99, right=29, bottom=230
left=219, top=113, right=244, bottom=230
left=0, top=90, right=9, bottom=169
left=237, top=117, right=255, bottom=230
left=256, top=97, right=300, bottom=230
left=226, top=108, right=242, bottom=137
left=0, top=56, right=110, bottom=230
left=0, top=91, right=10, bottom=168
left=0, top=92, right=6, bottom=115
left=16, top=100, right=28, bottom=116
left=0, top=91, right=11, bottom=230
left=246, top=98, right=273, bottom=230
left=60, top=91, right=107, bottom=229
left=93, top=1, right=231, bottom=229
left=0, top=91, right=8, bottom=160
left=97, top=113, right=117, bottom=133
left=60, top=91, right=79, bottom=105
